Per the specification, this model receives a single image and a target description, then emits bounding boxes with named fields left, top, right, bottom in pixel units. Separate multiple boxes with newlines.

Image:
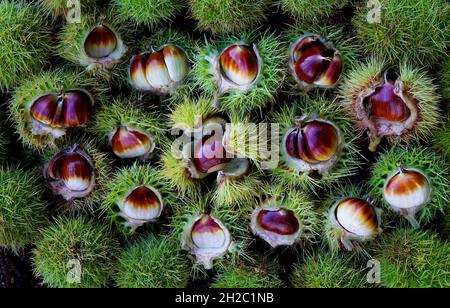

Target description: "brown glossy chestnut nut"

left=118, top=185, right=164, bottom=230
left=108, top=125, right=155, bottom=160
left=44, top=144, right=95, bottom=200
left=215, top=42, right=262, bottom=93
left=129, top=44, right=189, bottom=94
left=355, top=71, right=418, bottom=152
left=181, top=214, right=232, bottom=269
left=329, top=197, right=382, bottom=251
left=251, top=202, right=302, bottom=248
left=289, top=34, right=343, bottom=89
left=29, top=87, right=93, bottom=139
left=282, top=115, right=342, bottom=175
left=383, top=167, right=431, bottom=228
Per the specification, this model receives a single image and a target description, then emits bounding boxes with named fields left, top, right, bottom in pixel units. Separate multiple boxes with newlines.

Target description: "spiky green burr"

left=192, top=31, right=285, bottom=115
left=112, top=0, right=182, bottom=28
left=160, top=96, right=219, bottom=197
left=188, top=0, right=269, bottom=35
left=211, top=263, right=282, bottom=288
left=36, top=0, right=99, bottom=19
left=438, top=58, right=450, bottom=101
left=102, top=163, right=175, bottom=235
left=431, top=118, right=450, bottom=162
left=9, top=69, right=106, bottom=151
left=279, top=0, right=350, bottom=22
left=291, top=252, right=367, bottom=288
left=271, top=96, right=362, bottom=192
left=353, top=0, right=450, bottom=66
left=115, top=234, right=190, bottom=288
left=0, top=165, right=48, bottom=252
left=33, top=215, right=120, bottom=288
left=372, top=228, right=450, bottom=288
left=370, top=146, right=449, bottom=227
left=0, top=0, right=51, bottom=91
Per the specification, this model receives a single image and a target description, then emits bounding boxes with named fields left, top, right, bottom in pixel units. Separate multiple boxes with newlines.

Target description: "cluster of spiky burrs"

left=0, top=0, right=449, bottom=289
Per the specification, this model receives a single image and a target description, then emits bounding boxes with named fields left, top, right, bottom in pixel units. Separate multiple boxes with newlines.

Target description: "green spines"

left=32, top=215, right=120, bottom=288
left=0, top=0, right=51, bottom=91
left=211, top=263, right=282, bottom=288
left=438, top=59, right=450, bottom=101
left=272, top=96, right=362, bottom=192
left=102, top=163, right=175, bottom=235
left=279, top=0, right=350, bottom=22
left=189, top=0, right=269, bottom=35
left=112, top=0, right=182, bottom=28
left=0, top=116, right=9, bottom=159
left=192, top=31, right=286, bottom=115
left=37, top=0, right=99, bottom=19
left=212, top=167, right=263, bottom=208
left=370, top=146, right=449, bottom=226
left=431, top=118, right=450, bottom=162
left=115, top=234, right=190, bottom=288
left=0, top=165, right=48, bottom=252
left=373, top=228, right=450, bottom=288
left=291, top=252, right=367, bottom=288
left=353, top=0, right=450, bottom=66
left=9, top=69, right=105, bottom=151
